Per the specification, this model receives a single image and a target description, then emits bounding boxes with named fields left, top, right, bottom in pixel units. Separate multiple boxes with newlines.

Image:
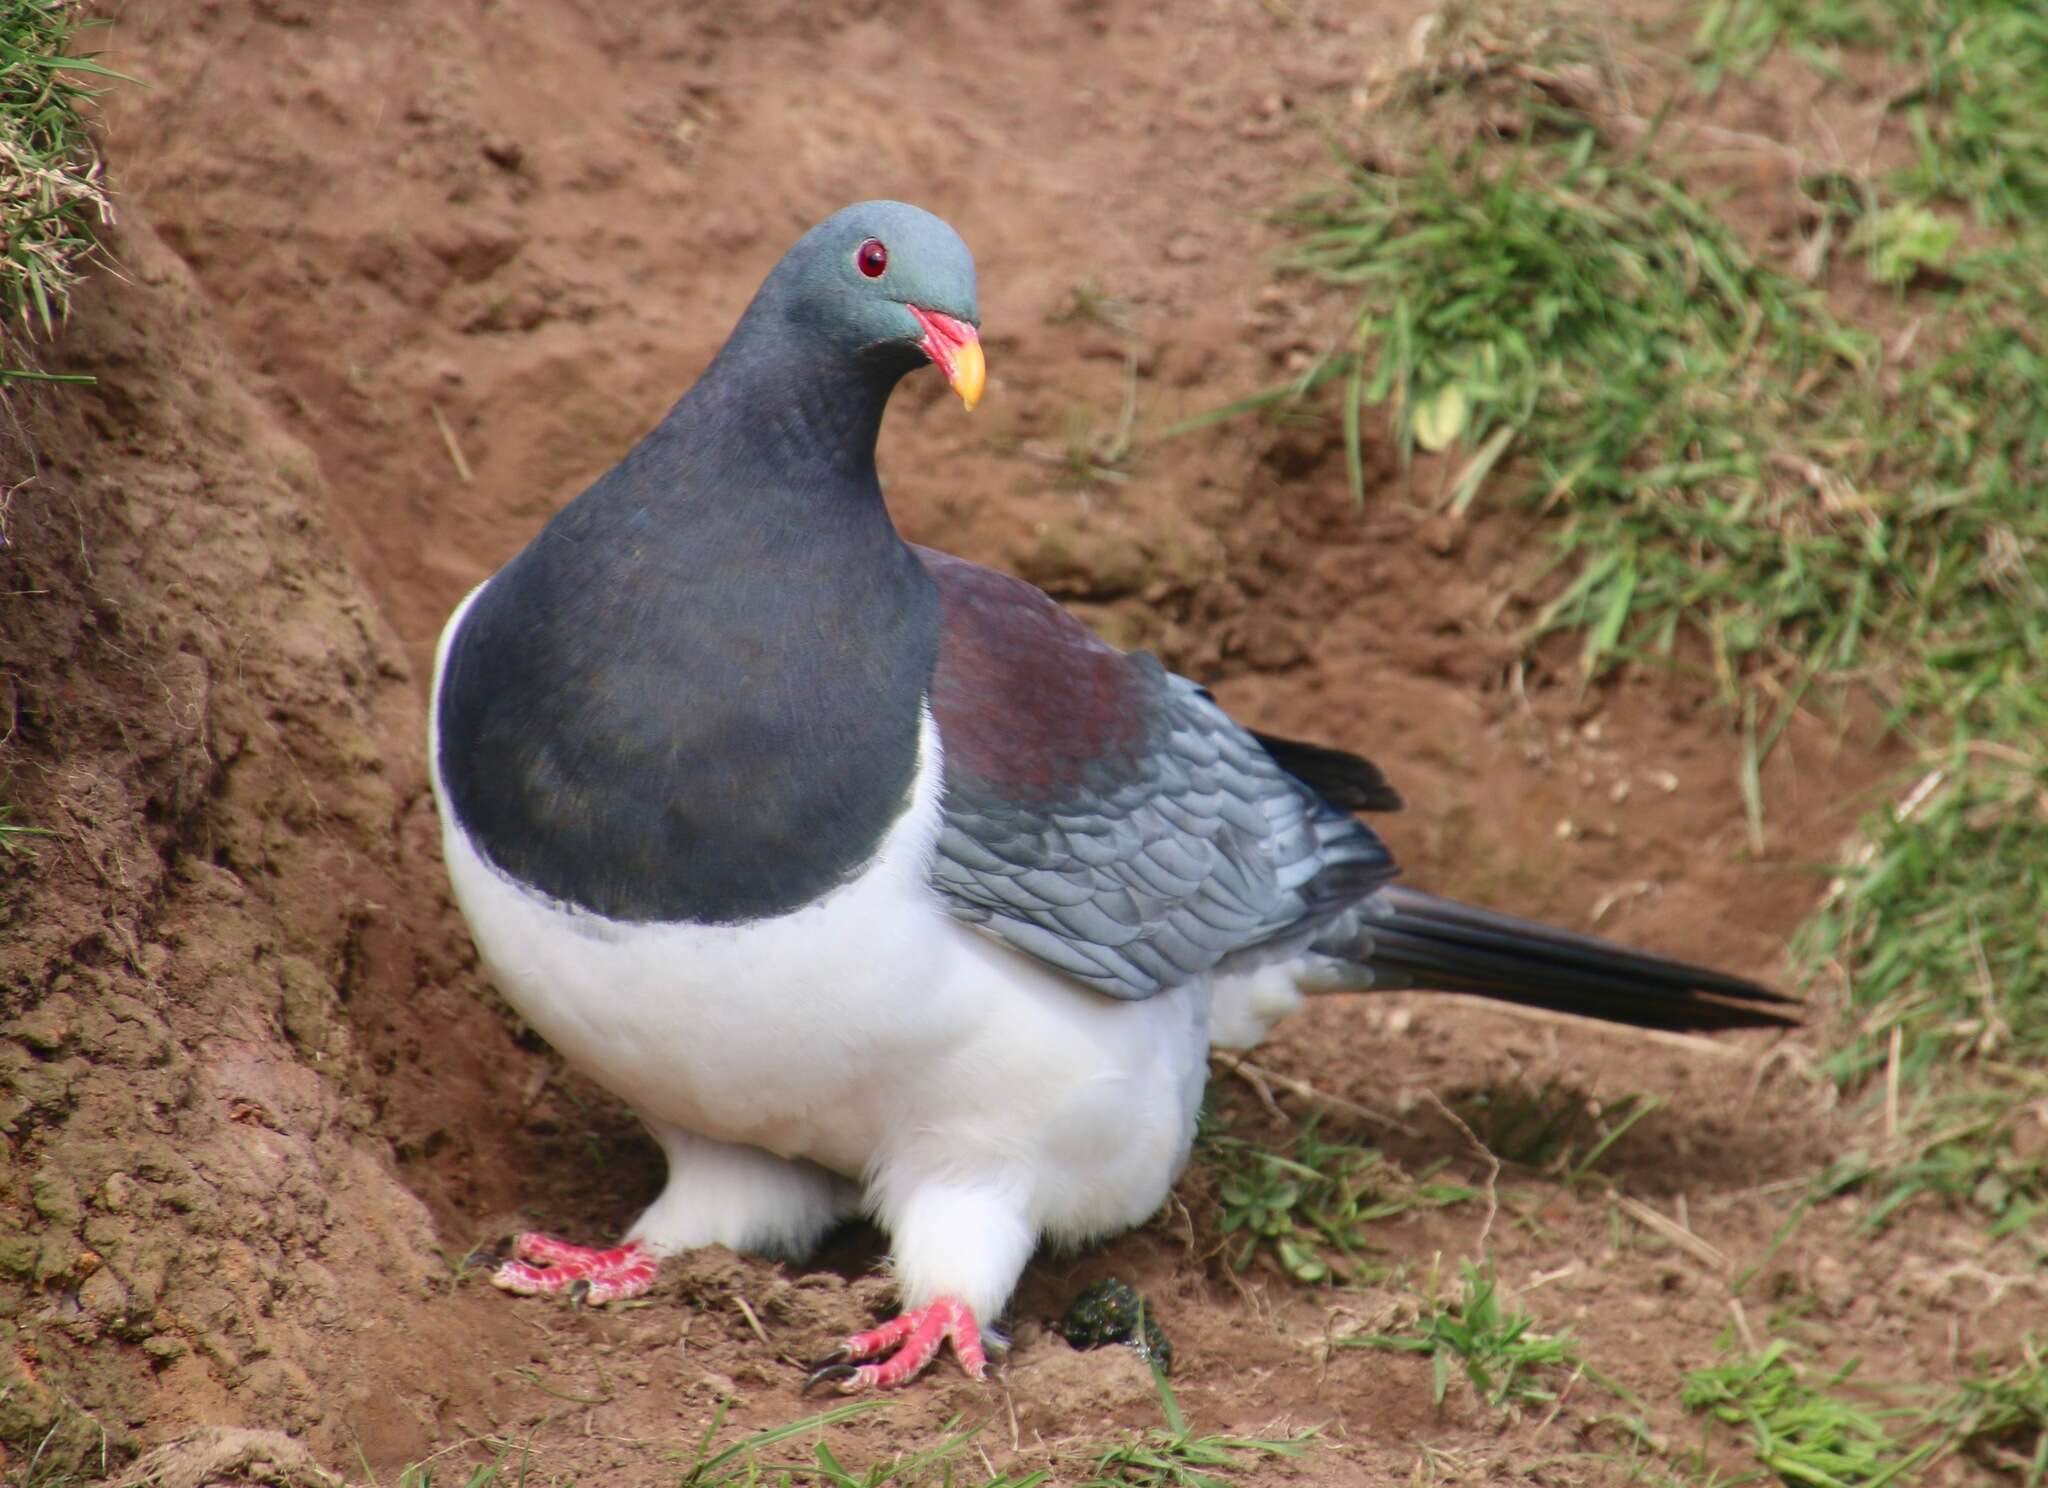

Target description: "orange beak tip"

left=953, top=337, right=986, bottom=411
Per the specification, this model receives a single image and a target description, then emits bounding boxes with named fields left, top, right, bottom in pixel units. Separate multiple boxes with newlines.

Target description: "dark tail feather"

left=1328, top=885, right=1799, bottom=1032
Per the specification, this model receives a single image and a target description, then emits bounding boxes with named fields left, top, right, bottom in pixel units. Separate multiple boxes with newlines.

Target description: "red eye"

left=856, top=238, right=888, bottom=278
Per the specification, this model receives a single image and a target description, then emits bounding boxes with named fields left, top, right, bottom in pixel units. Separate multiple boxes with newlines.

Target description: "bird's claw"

left=801, top=1360, right=863, bottom=1395
left=802, top=1296, right=989, bottom=1391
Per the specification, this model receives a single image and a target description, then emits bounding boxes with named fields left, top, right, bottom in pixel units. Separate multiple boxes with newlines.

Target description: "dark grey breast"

left=919, top=547, right=1399, bottom=999
left=436, top=418, right=939, bottom=924
left=433, top=201, right=981, bottom=925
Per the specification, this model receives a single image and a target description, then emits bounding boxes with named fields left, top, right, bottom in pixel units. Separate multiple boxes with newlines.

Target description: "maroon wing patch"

left=917, top=545, right=1158, bottom=802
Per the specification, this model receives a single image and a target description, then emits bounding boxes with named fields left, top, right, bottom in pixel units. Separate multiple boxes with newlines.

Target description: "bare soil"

left=0, top=2, right=2027, bottom=1484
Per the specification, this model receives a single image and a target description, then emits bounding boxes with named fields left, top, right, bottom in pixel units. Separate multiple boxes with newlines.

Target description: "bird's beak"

left=908, top=306, right=986, bottom=411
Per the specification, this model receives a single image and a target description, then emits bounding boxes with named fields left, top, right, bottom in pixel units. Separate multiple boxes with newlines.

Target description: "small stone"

left=0, top=1235, right=38, bottom=1278
left=1810, top=1254, right=1855, bottom=1312
left=481, top=136, right=525, bottom=171
left=12, top=1003, right=71, bottom=1055
left=1053, top=1277, right=1173, bottom=1374
left=1417, top=515, right=1463, bottom=557
left=277, top=956, right=341, bottom=1059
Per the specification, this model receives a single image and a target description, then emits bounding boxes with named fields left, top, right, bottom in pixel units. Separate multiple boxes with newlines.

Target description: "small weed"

left=397, top=1444, right=540, bottom=1488
left=1860, top=203, right=1959, bottom=286
left=672, top=1403, right=1048, bottom=1488
left=0, top=805, right=56, bottom=858
left=1198, top=1115, right=1477, bottom=1284
left=1921, top=1338, right=2048, bottom=1484
left=1052, top=279, right=1135, bottom=336
left=1682, top=1339, right=1932, bottom=1487
left=1056, top=353, right=1140, bottom=486
left=1074, top=1368, right=1313, bottom=1488
left=1454, top=1081, right=1661, bottom=1180
left=1684, top=1331, right=2048, bottom=1486
left=1344, top=1259, right=1586, bottom=1415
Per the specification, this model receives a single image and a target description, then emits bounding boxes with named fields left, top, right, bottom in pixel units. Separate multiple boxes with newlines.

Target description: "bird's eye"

left=856, top=238, right=889, bottom=278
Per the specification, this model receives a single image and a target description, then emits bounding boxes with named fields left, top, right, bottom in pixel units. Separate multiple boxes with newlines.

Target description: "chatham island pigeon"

left=428, top=200, right=1791, bottom=1392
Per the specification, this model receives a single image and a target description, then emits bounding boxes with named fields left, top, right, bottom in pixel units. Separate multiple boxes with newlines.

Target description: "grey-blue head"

left=743, top=200, right=984, bottom=409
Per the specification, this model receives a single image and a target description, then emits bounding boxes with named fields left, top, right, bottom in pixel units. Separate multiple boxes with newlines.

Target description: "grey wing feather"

left=931, top=674, right=1397, bottom=1000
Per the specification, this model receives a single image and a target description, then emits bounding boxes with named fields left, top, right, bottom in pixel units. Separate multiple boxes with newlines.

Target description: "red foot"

left=817, top=1297, right=989, bottom=1391
left=490, top=1233, right=657, bottom=1304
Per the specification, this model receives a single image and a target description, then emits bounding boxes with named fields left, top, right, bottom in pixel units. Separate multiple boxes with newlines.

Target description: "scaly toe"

left=812, top=1296, right=989, bottom=1390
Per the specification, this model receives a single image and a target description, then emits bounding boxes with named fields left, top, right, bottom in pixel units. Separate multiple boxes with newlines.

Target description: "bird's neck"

left=681, top=317, right=914, bottom=490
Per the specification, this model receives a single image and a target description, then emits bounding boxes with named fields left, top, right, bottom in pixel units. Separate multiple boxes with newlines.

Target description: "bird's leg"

left=805, top=1296, right=990, bottom=1392
left=491, top=1232, right=659, bottom=1303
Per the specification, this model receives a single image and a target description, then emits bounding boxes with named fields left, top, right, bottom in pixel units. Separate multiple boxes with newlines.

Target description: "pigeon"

left=428, top=200, right=1793, bottom=1392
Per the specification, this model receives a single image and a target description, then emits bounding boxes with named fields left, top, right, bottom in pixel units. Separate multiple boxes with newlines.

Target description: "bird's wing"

left=916, top=546, right=1398, bottom=1001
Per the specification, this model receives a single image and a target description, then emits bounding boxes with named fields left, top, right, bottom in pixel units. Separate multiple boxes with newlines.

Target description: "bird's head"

left=766, top=200, right=985, bottom=410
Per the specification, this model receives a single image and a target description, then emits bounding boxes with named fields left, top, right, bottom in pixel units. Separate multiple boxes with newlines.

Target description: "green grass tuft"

left=1218, top=117, right=1890, bottom=687
left=0, top=0, right=121, bottom=370
left=1345, top=1259, right=1588, bottom=1415
left=1074, top=1369, right=1314, bottom=1488
left=1692, top=0, right=2048, bottom=227
left=1454, top=1081, right=1661, bottom=1181
left=1683, top=1333, right=2048, bottom=1487
left=1922, top=1339, right=2048, bottom=1484
left=655, top=1375, right=1313, bottom=1488
left=674, top=1403, right=1051, bottom=1488
left=1682, top=1340, right=1918, bottom=1486
left=1798, top=747, right=2048, bottom=1235
left=1198, top=1115, right=1477, bottom=1285
left=0, top=804, right=55, bottom=858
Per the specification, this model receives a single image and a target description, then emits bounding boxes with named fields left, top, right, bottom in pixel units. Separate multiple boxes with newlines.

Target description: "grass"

left=396, top=1446, right=548, bottom=1488
left=1797, top=745, right=2048, bottom=1235
left=1072, top=1370, right=1314, bottom=1488
left=1921, top=1339, right=2048, bottom=1485
left=1689, top=0, right=1897, bottom=78
left=1682, top=1339, right=1916, bottom=1486
left=1217, top=1, right=2048, bottom=1244
left=1691, top=0, right=2048, bottom=229
left=1681, top=1333, right=2048, bottom=1486
left=674, top=1402, right=1040, bottom=1488
left=1454, top=1080, right=1662, bottom=1181
left=0, top=0, right=119, bottom=375
left=1198, top=113, right=1890, bottom=689
left=1198, top=1113, right=1478, bottom=1284
left=651, top=1373, right=1308, bottom=1488
left=1343, top=1259, right=1588, bottom=1415
left=0, top=805, right=55, bottom=858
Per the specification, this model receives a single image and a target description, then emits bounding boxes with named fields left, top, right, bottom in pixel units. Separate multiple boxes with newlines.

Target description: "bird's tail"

left=1313, top=884, right=1797, bottom=1031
